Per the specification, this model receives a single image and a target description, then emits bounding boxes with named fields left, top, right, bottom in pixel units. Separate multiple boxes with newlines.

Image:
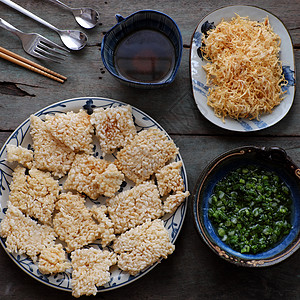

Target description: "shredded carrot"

left=201, top=15, right=286, bottom=121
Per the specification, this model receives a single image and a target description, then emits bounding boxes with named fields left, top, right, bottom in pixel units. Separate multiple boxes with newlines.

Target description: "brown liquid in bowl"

left=114, top=29, right=176, bottom=83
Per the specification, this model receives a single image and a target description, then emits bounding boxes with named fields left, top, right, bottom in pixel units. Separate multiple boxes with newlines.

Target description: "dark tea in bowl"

left=114, top=29, right=176, bottom=83
left=101, top=10, right=182, bottom=88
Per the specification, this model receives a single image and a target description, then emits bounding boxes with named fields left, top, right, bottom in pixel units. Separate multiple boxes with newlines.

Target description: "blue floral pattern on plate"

left=0, top=97, right=188, bottom=292
left=190, top=5, right=296, bottom=132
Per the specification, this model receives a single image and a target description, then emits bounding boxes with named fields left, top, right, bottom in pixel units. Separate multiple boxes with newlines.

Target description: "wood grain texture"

left=1, top=134, right=300, bottom=300
left=0, top=1, right=299, bottom=299
left=0, top=0, right=299, bottom=133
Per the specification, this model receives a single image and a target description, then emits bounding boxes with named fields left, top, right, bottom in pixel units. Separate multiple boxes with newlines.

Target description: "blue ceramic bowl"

left=101, top=10, right=183, bottom=88
left=192, top=146, right=300, bottom=267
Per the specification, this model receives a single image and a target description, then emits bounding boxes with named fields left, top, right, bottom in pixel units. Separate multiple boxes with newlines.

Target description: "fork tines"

left=32, top=35, right=69, bottom=63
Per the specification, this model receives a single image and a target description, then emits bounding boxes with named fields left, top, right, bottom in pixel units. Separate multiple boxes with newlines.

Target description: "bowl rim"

left=100, top=9, right=183, bottom=87
left=192, top=145, right=300, bottom=267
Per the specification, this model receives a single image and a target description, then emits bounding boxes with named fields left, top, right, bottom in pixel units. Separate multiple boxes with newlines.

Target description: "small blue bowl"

left=101, top=10, right=183, bottom=88
left=192, top=146, right=300, bottom=267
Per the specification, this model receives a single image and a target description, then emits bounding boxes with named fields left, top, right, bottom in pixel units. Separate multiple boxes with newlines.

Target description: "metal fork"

left=0, top=18, right=69, bottom=62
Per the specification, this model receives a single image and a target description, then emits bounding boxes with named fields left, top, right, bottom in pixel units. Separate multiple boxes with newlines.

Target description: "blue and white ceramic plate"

left=190, top=5, right=296, bottom=132
left=0, top=97, right=188, bottom=292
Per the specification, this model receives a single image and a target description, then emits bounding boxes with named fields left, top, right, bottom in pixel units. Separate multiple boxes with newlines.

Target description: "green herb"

left=208, top=165, right=292, bottom=254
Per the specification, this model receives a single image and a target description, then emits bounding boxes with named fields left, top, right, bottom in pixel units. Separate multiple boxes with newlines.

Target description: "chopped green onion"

left=208, top=165, right=292, bottom=254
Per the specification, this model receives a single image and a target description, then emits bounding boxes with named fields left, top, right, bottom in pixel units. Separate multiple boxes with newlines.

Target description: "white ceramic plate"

left=0, top=97, right=188, bottom=292
left=190, top=5, right=296, bottom=132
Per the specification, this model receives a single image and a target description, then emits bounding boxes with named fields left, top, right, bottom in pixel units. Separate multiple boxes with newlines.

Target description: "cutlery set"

left=0, top=0, right=99, bottom=81
left=0, top=18, right=68, bottom=62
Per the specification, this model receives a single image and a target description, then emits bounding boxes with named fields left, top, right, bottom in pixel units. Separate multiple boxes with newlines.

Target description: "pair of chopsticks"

left=0, top=46, right=67, bottom=83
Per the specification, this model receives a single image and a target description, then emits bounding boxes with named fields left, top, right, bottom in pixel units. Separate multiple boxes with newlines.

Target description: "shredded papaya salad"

left=201, top=15, right=286, bottom=121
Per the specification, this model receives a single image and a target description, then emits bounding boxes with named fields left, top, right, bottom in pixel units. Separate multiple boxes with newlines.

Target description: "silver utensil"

left=47, top=0, right=99, bottom=29
left=0, top=18, right=68, bottom=62
left=0, top=0, right=88, bottom=51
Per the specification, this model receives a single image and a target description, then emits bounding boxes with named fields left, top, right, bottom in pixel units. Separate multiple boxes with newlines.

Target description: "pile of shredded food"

left=201, top=15, right=286, bottom=121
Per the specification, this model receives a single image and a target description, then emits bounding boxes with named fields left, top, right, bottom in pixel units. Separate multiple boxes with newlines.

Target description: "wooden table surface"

left=0, top=1, right=299, bottom=299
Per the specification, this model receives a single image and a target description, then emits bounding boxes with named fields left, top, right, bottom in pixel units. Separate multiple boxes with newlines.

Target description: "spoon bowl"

left=58, top=29, right=88, bottom=51
left=47, top=0, right=99, bottom=29
left=72, top=7, right=99, bottom=29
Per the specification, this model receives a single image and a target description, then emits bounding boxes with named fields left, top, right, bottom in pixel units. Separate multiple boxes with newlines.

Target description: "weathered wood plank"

left=0, top=49, right=298, bottom=134
left=0, top=1, right=299, bottom=299
left=0, top=132, right=11, bottom=147
left=1, top=134, right=300, bottom=299
left=0, top=48, right=299, bottom=135
left=0, top=0, right=299, bottom=134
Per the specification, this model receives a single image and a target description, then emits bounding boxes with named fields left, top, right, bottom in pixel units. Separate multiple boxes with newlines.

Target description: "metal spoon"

left=47, top=0, right=99, bottom=29
left=0, top=0, right=88, bottom=51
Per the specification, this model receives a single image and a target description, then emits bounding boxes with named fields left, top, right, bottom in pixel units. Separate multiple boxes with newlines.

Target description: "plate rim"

left=0, top=96, right=188, bottom=292
left=189, top=4, right=296, bottom=132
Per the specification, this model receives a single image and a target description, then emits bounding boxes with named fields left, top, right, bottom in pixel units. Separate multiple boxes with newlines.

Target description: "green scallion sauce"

left=208, top=165, right=292, bottom=254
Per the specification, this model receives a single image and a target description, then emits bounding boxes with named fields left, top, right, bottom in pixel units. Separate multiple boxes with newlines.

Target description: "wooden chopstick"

left=0, top=46, right=67, bottom=83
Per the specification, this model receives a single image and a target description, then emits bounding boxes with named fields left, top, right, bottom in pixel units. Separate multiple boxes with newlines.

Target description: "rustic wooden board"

left=0, top=0, right=299, bottom=299
left=0, top=0, right=299, bottom=134
left=1, top=134, right=300, bottom=299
